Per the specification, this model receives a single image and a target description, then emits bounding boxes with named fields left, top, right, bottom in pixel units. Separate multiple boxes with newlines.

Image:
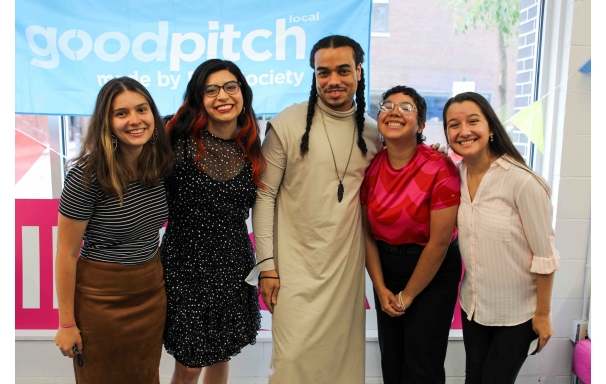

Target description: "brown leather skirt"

left=73, top=252, right=166, bottom=384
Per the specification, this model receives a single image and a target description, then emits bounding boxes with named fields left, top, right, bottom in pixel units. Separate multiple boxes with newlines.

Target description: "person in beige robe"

left=251, top=35, right=382, bottom=384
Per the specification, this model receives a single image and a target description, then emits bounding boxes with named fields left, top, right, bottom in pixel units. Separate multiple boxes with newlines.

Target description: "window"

left=371, top=0, right=389, bottom=37
left=369, top=0, right=543, bottom=166
left=15, top=115, right=59, bottom=198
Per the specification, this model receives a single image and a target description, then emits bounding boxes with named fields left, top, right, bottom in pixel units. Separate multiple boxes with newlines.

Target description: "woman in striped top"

left=443, top=92, right=560, bottom=384
left=54, top=77, right=173, bottom=383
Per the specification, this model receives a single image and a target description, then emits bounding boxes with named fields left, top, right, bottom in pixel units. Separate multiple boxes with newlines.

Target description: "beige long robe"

left=252, top=99, right=381, bottom=384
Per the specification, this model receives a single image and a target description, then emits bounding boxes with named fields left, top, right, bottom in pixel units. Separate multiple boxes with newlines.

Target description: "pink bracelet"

left=59, top=322, right=77, bottom=328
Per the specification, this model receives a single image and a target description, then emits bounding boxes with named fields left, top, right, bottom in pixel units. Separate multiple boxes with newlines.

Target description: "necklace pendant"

left=338, top=181, right=344, bottom=203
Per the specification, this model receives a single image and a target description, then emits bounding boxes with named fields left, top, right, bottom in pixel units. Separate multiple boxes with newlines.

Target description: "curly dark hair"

left=300, top=35, right=368, bottom=157
left=379, top=85, right=427, bottom=144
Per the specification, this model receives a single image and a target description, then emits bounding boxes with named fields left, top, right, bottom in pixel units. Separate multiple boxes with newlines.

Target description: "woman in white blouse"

left=442, top=92, right=560, bottom=384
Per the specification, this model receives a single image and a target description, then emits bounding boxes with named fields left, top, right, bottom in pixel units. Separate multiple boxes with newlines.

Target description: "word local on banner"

left=16, top=0, right=372, bottom=116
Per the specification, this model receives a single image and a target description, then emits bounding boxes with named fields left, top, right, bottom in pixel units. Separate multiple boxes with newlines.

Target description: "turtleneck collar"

left=316, top=98, right=356, bottom=119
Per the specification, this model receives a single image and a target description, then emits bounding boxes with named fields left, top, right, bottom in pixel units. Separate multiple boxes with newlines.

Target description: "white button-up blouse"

left=458, top=156, right=560, bottom=326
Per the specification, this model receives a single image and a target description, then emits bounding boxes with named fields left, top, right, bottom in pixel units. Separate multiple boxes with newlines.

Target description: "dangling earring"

left=490, top=133, right=494, bottom=142
left=240, top=106, right=246, bottom=116
left=111, top=134, right=118, bottom=151
left=149, top=128, right=158, bottom=144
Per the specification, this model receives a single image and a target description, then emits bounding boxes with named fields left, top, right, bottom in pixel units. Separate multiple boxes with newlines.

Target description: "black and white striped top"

left=58, top=164, right=168, bottom=265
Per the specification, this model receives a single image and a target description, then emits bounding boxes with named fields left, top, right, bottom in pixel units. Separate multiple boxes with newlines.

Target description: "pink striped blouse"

left=458, top=156, right=560, bottom=326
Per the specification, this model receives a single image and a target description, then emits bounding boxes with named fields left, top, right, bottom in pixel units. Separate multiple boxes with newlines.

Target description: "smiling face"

left=314, top=46, right=362, bottom=112
left=378, top=93, right=424, bottom=146
left=202, top=69, right=244, bottom=129
left=445, top=100, right=493, bottom=162
left=110, top=90, right=154, bottom=159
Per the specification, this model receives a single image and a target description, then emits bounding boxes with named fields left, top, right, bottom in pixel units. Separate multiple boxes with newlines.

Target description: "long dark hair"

left=300, top=35, right=368, bottom=157
left=442, top=92, right=551, bottom=195
left=166, top=59, right=265, bottom=187
left=380, top=85, right=427, bottom=144
left=69, top=77, right=172, bottom=204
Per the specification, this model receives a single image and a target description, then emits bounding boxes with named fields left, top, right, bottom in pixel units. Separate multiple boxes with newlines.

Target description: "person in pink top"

left=361, top=85, right=461, bottom=384
left=443, top=92, right=559, bottom=384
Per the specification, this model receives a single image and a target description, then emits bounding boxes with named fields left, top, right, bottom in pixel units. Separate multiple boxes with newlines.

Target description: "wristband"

left=398, top=291, right=406, bottom=311
left=59, top=322, right=77, bottom=328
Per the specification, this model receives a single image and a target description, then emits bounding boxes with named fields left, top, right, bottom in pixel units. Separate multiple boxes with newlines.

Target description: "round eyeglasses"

left=378, top=100, right=417, bottom=114
left=203, top=81, right=242, bottom=97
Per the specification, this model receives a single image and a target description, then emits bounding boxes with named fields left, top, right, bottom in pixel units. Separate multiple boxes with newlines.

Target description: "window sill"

left=16, top=329, right=464, bottom=341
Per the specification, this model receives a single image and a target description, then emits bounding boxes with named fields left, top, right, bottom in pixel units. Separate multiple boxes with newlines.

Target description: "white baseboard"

left=16, top=329, right=463, bottom=341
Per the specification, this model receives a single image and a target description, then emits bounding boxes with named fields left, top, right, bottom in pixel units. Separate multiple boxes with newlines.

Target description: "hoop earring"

left=111, top=134, right=118, bottom=151
left=149, top=128, right=158, bottom=144
left=240, top=106, right=246, bottom=116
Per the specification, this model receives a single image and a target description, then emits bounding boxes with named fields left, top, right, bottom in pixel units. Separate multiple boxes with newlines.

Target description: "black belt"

left=376, top=241, right=424, bottom=255
left=376, top=238, right=458, bottom=255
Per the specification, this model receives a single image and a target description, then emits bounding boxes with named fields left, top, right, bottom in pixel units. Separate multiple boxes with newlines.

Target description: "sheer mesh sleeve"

left=177, top=129, right=246, bottom=181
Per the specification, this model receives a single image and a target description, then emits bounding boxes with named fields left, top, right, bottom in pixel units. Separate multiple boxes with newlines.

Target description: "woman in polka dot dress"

left=160, top=59, right=266, bottom=384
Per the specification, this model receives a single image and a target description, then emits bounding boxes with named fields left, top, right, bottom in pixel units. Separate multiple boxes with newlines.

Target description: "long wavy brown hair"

left=68, top=77, right=173, bottom=204
left=442, top=92, right=551, bottom=196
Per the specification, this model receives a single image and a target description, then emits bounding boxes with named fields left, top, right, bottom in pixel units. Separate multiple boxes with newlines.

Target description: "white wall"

left=522, top=0, right=592, bottom=382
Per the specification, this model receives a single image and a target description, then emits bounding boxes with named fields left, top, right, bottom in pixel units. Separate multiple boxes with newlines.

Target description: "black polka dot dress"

left=160, top=128, right=261, bottom=368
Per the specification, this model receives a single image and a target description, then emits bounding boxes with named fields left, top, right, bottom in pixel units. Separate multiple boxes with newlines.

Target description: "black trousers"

left=373, top=239, right=462, bottom=384
left=461, top=309, right=537, bottom=384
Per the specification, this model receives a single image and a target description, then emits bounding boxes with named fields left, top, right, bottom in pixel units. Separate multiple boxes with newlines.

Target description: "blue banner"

left=16, top=0, right=372, bottom=116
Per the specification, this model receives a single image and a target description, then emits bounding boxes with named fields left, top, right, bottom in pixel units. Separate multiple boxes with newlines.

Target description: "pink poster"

left=15, top=199, right=60, bottom=329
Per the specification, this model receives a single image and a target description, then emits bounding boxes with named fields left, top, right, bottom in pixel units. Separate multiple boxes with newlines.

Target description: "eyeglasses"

left=378, top=100, right=417, bottom=114
left=203, top=81, right=241, bottom=97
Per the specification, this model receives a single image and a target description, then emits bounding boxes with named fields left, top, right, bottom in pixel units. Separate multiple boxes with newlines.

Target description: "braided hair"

left=300, top=35, right=368, bottom=157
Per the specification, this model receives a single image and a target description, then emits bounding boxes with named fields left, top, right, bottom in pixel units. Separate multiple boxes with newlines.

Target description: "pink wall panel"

left=15, top=199, right=462, bottom=330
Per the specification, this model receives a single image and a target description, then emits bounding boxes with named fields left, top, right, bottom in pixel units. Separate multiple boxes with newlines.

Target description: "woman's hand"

left=376, top=287, right=405, bottom=317
left=532, top=314, right=553, bottom=352
left=397, top=290, right=415, bottom=312
left=55, top=326, right=82, bottom=358
left=429, top=143, right=447, bottom=154
left=259, top=270, right=280, bottom=314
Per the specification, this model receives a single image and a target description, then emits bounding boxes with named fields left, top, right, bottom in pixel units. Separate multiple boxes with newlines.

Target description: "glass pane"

left=66, top=116, right=91, bottom=164
left=371, top=3, right=389, bottom=33
left=369, top=0, right=542, bottom=166
left=15, top=115, right=52, bottom=198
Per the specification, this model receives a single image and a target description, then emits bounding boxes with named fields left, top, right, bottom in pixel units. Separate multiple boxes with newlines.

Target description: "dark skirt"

left=73, top=252, right=166, bottom=384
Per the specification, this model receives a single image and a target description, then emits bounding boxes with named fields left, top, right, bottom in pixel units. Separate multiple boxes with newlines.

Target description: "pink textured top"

left=360, top=144, right=460, bottom=245
left=458, top=156, right=560, bottom=326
